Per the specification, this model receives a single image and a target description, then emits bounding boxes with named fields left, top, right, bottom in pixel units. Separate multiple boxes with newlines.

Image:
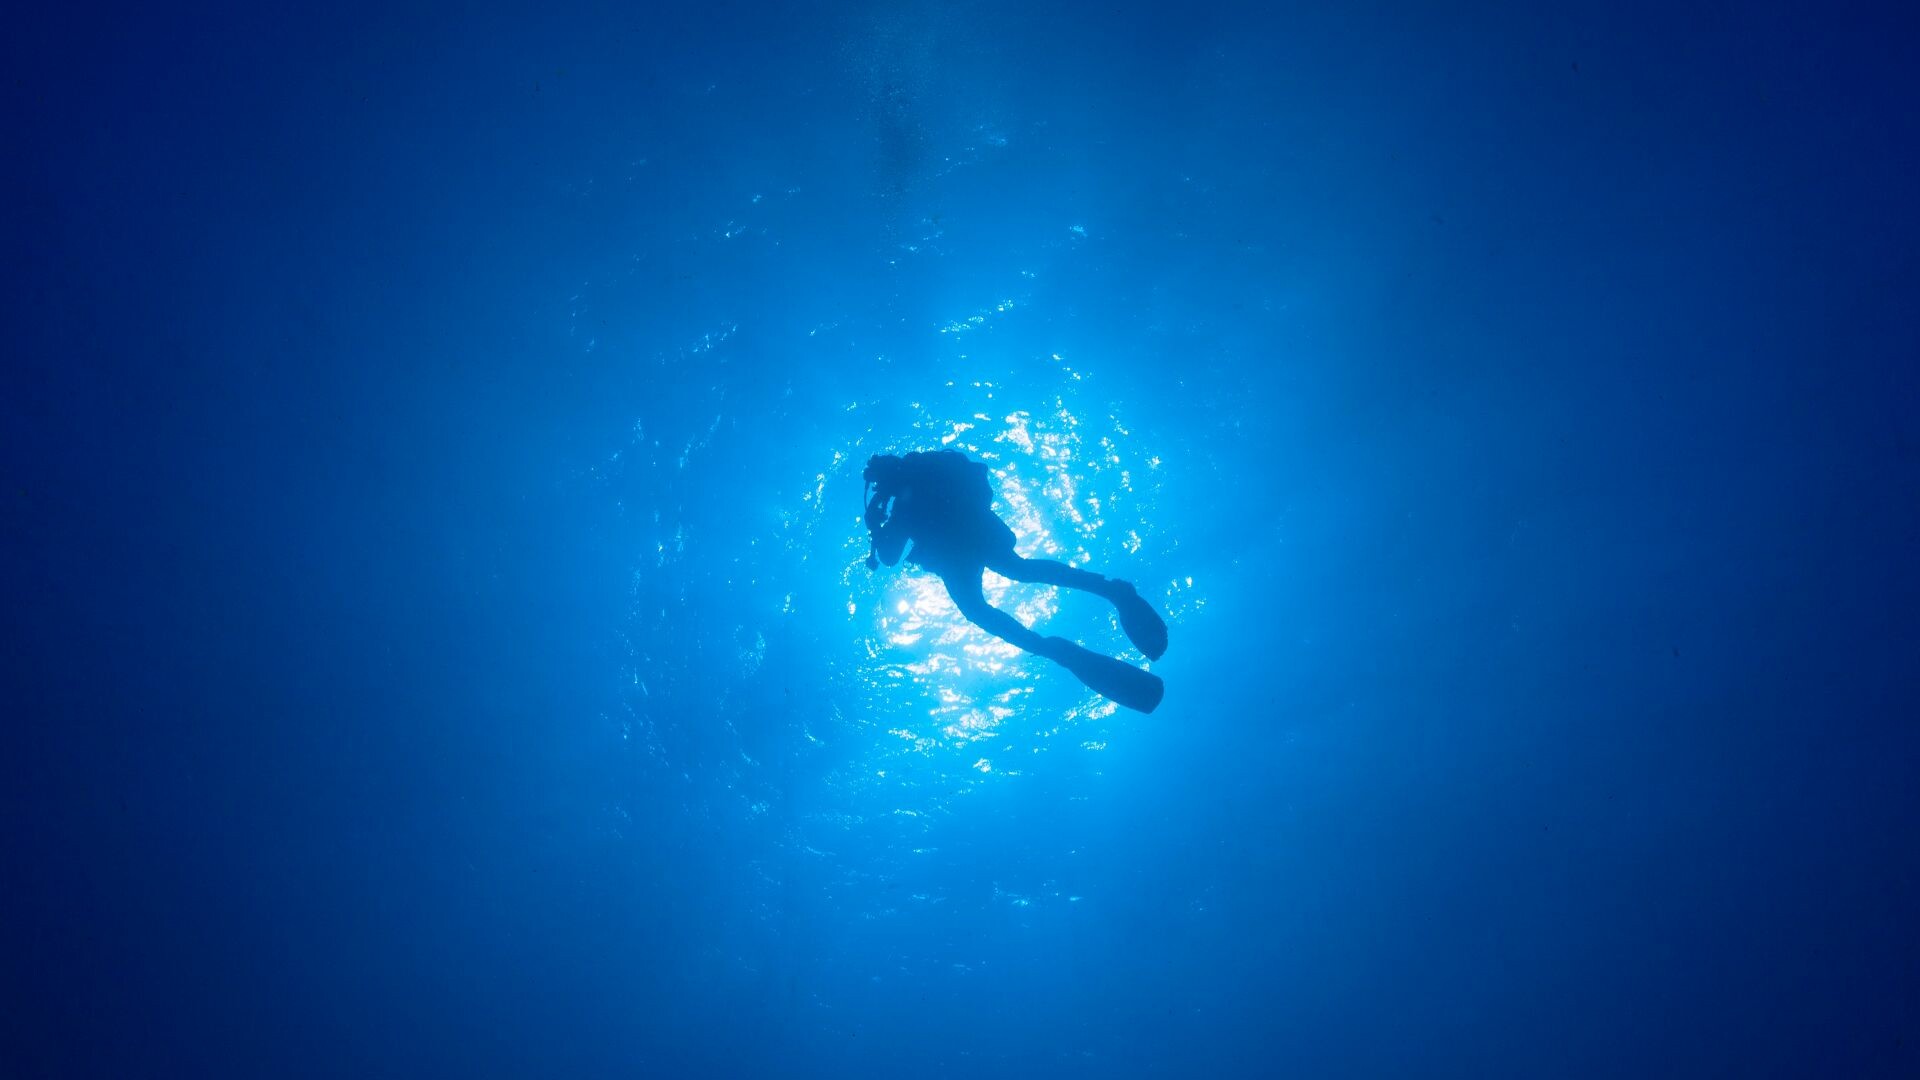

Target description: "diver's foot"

left=1110, top=582, right=1168, bottom=661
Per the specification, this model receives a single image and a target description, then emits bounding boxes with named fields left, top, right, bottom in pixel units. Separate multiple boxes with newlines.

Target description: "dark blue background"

left=7, top=1, right=1916, bottom=1076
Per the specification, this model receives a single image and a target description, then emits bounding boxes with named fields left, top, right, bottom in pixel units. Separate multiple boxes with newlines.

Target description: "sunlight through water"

left=804, top=378, right=1205, bottom=806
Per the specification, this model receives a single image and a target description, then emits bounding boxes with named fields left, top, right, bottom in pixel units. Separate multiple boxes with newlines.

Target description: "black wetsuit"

left=863, top=449, right=1170, bottom=712
left=868, top=450, right=1014, bottom=575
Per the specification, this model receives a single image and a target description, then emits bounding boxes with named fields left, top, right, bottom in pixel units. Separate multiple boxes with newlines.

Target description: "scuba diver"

left=862, top=449, right=1169, bottom=712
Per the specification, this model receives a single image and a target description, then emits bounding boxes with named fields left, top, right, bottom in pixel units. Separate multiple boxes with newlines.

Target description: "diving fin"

left=1042, top=637, right=1165, bottom=714
left=1110, top=582, right=1169, bottom=661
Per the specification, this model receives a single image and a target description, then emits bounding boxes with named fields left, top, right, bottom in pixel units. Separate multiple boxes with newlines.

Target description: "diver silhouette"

left=862, top=449, right=1169, bottom=712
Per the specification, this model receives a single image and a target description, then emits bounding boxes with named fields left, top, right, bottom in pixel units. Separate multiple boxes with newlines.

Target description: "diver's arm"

left=866, top=484, right=912, bottom=567
left=872, top=520, right=909, bottom=566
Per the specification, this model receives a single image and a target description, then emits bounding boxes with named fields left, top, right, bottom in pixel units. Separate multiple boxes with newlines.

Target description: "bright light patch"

left=805, top=378, right=1196, bottom=801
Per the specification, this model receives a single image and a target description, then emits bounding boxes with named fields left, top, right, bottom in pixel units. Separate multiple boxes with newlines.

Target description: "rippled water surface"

left=14, top=2, right=1919, bottom=1077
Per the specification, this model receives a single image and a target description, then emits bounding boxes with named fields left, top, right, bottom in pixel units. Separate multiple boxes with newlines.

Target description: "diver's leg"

left=986, top=551, right=1125, bottom=599
left=942, top=567, right=1164, bottom=711
left=985, top=551, right=1168, bottom=661
left=941, top=569, right=1053, bottom=656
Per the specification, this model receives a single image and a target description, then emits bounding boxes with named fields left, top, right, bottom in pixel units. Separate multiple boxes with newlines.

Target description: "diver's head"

left=863, top=454, right=904, bottom=486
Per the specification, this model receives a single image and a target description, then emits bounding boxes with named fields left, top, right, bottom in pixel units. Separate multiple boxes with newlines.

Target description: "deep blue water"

left=8, top=2, right=1918, bottom=1076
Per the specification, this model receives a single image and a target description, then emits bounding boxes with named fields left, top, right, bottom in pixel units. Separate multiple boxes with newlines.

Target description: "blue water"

left=9, top=2, right=1918, bottom=1076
